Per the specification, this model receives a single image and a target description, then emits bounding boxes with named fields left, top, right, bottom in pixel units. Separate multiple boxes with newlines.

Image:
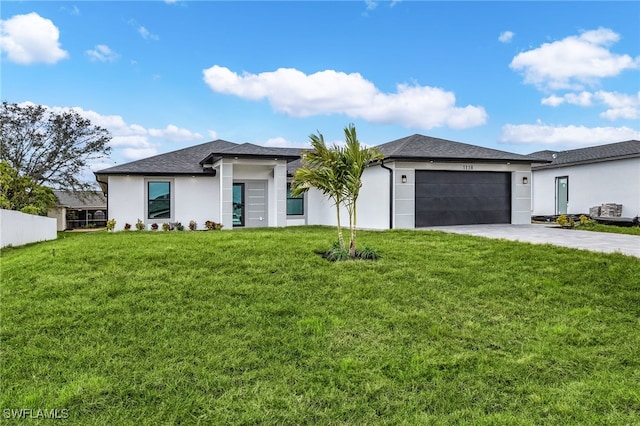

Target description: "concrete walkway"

left=420, top=224, right=640, bottom=258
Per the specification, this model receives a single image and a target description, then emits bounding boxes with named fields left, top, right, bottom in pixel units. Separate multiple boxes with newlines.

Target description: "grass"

left=576, top=223, right=640, bottom=236
left=1, top=227, right=639, bottom=425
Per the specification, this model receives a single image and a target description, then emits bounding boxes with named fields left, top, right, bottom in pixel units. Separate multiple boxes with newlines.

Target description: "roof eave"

left=202, top=153, right=301, bottom=164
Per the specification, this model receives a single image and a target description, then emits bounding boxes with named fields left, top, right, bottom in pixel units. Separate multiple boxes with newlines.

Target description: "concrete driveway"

left=420, top=224, right=640, bottom=258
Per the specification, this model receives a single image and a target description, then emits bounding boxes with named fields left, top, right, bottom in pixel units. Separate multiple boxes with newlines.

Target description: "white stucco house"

left=94, top=134, right=544, bottom=231
left=529, top=140, right=640, bottom=218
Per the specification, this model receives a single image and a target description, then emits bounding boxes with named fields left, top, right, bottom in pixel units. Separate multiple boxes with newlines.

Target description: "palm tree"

left=341, top=124, right=384, bottom=257
left=291, top=132, right=348, bottom=250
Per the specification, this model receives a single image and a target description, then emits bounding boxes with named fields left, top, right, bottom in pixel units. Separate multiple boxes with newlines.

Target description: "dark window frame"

left=147, top=180, right=172, bottom=220
left=286, top=183, right=304, bottom=216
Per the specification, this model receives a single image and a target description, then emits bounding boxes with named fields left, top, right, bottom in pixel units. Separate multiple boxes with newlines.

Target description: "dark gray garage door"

left=415, top=171, right=511, bottom=227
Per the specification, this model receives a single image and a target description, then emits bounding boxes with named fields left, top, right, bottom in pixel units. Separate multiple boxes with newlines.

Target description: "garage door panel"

left=415, top=171, right=511, bottom=226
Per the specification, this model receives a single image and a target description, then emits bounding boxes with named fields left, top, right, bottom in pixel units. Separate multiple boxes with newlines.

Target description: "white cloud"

left=148, top=124, right=202, bottom=142
left=541, top=95, right=565, bottom=107
left=498, top=31, right=514, bottom=43
left=365, top=1, right=378, bottom=11
left=0, top=12, right=69, bottom=64
left=207, top=130, right=219, bottom=140
left=122, top=147, right=158, bottom=160
left=500, top=121, right=640, bottom=147
left=262, top=137, right=310, bottom=149
left=595, top=91, right=640, bottom=120
left=86, top=44, right=119, bottom=62
left=202, top=66, right=487, bottom=130
left=540, top=90, right=639, bottom=120
left=138, top=25, right=159, bottom=41
left=510, top=28, right=638, bottom=91
left=565, top=91, right=593, bottom=107
left=18, top=102, right=204, bottom=161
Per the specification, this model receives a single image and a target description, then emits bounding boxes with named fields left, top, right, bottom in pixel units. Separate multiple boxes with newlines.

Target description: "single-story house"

left=529, top=140, right=640, bottom=218
left=48, top=190, right=107, bottom=231
left=94, top=134, right=544, bottom=231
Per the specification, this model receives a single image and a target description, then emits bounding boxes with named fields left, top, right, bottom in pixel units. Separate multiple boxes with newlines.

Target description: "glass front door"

left=232, top=183, right=245, bottom=227
left=556, top=176, right=568, bottom=215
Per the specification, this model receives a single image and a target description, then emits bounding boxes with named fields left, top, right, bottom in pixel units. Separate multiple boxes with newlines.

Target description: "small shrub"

left=578, top=214, right=594, bottom=228
left=356, top=246, right=380, bottom=260
left=151, top=223, right=159, bottom=231
left=135, top=219, right=145, bottom=231
left=162, top=223, right=171, bottom=231
left=556, top=215, right=568, bottom=227
left=106, top=218, right=116, bottom=231
left=205, top=220, right=223, bottom=230
left=188, top=220, right=197, bottom=231
left=124, top=223, right=132, bottom=231
left=325, top=246, right=350, bottom=262
left=175, top=222, right=184, bottom=231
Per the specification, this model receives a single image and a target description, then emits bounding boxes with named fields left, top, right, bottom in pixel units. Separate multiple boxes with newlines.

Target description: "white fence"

left=1, top=209, right=57, bottom=248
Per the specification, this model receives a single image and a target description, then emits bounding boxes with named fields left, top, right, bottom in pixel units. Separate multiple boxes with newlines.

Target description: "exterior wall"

left=392, top=161, right=532, bottom=228
left=108, top=174, right=219, bottom=231
left=305, top=166, right=390, bottom=230
left=107, top=159, right=289, bottom=231
left=532, top=158, right=640, bottom=217
left=48, top=206, right=66, bottom=231
left=1, top=209, right=57, bottom=248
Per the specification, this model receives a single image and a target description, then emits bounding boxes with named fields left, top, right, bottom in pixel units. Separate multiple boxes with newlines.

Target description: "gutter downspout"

left=379, top=159, right=393, bottom=229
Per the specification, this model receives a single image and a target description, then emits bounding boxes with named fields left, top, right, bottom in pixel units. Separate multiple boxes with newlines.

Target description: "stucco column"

left=219, top=160, right=233, bottom=229
left=273, top=163, right=287, bottom=227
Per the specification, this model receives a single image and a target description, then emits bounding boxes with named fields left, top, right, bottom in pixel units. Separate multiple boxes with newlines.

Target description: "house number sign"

left=462, top=164, right=474, bottom=170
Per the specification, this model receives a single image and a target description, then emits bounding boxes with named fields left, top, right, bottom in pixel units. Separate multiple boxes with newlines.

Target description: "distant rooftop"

left=530, top=140, right=640, bottom=170
left=54, top=190, right=106, bottom=208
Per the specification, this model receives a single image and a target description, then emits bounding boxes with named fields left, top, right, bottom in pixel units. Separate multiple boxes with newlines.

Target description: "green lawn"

left=1, top=227, right=639, bottom=425
left=577, top=223, right=640, bottom=236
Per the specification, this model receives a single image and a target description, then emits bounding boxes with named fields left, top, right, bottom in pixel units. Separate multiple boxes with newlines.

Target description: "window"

left=232, top=183, right=245, bottom=226
left=287, top=183, right=304, bottom=216
left=148, top=181, right=171, bottom=219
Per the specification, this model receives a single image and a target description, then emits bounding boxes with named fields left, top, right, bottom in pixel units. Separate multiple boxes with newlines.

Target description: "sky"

left=1, top=1, right=639, bottom=179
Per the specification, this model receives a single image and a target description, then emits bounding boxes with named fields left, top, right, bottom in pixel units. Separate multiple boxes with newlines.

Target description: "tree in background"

left=0, top=101, right=111, bottom=192
left=0, top=161, right=56, bottom=215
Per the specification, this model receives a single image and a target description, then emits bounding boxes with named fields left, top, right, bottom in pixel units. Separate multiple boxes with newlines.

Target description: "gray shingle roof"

left=95, top=134, right=549, bottom=181
left=95, top=140, right=238, bottom=175
left=375, top=134, right=541, bottom=163
left=54, top=190, right=106, bottom=208
left=530, top=140, right=640, bottom=170
left=200, top=143, right=302, bottom=164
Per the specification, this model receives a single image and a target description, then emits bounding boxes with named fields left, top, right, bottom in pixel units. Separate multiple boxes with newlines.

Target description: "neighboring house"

left=529, top=140, right=640, bottom=218
left=94, top=134, right=544, bottom=231
left=48, top=191, right=108, bottom=231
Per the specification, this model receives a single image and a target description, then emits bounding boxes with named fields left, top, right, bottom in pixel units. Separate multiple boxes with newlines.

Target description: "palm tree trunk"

left=349, top=199, right=357, bottom=258
left=335, top=202, right=345, bottom=250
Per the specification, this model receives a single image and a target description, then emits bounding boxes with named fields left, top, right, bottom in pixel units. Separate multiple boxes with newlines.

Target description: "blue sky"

left=2, top=1, right=639, bottom=175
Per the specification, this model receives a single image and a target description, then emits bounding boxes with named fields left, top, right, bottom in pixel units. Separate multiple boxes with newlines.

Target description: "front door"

left=556, top=176, right=568, bottom=215
left=233, top=181, right=267, bottom=228
left=245, top=181, right=267, bottom=228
